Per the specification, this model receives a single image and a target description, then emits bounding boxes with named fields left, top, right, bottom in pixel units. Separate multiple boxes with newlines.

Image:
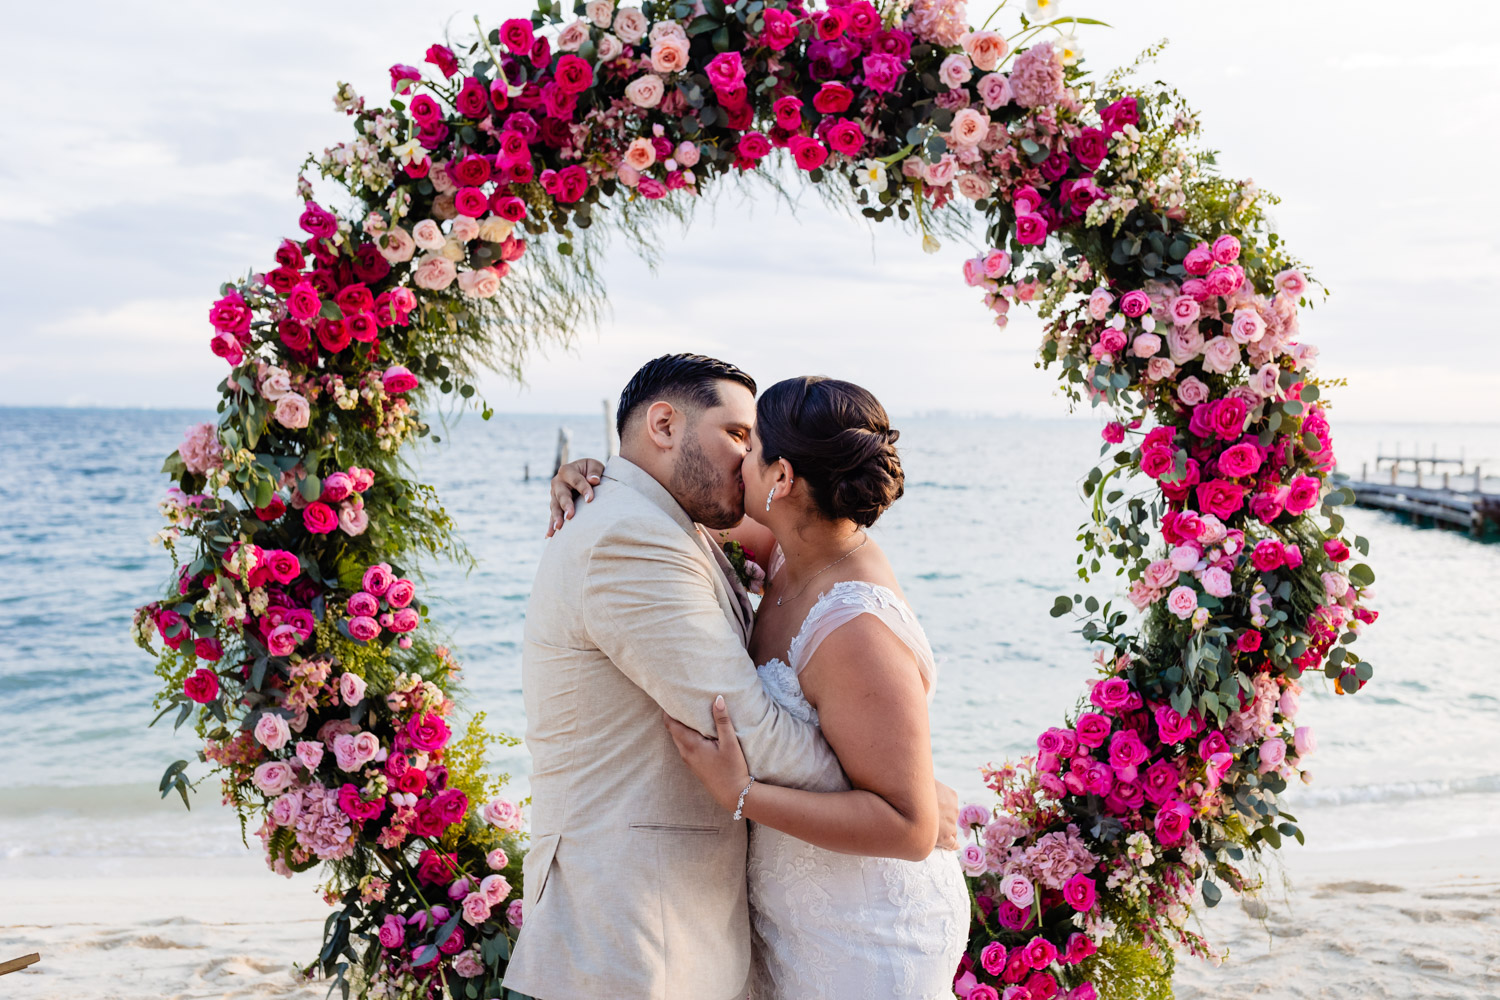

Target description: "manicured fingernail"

left=714, top=695, right=725, bottom=709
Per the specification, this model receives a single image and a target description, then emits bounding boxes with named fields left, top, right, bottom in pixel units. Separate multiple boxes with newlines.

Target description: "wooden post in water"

left=1478, top=467, right=1485, bottom=494
left=1361, top=462, right=1367, bottom=482
left=1390, top=464, right=1398, bottom=485
left=1416, top=465, right=1423, bottom=488
left=552, top=427, right=572, bottom=477
left=603, top=398, right=620, bottom=459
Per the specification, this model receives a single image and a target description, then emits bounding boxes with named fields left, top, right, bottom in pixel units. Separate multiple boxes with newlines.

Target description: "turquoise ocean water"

left=1, top=408, right=1496, bottom=860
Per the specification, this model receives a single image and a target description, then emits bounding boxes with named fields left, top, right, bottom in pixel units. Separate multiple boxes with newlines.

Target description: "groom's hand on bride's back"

left=934, top=780, right=959, bottom=852
left=546, top=458, right=606, bottom=536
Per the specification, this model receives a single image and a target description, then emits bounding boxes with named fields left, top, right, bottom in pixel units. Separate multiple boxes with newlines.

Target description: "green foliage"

left=1076, top=940, right=1175, bottom=1000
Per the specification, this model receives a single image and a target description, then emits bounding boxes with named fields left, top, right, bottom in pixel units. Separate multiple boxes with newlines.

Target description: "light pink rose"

left=1001, top=873, right=1034, bottom=908
left=949, top=108, right=989, bottom=147
left=259, top=366, right=291, bottom=401
left=625, top=73, right=666, bottom=109
left=254, top=713, right=292, bottom=750
left=1294, top=726, right=1317, bottom=756
left=482, top=798, right=524, bottom=831
left=558, top=20, right=593, bottom=50
left=487, top=848, right=510, bottom=870
left=1252, top=364, right=1282, bottom=398
left=429, top=164, right=456, bottom=195
left=1143, top=560, right=1177, bottom=590
left=923, top=153, right=958, bottom=187
left=1274, top=269, right=1307, bottom=298
left=377, top=226, right=415, bottom=263
left=412, top=219, right=446, bottom=252
left=1169, top=295, right=1201, bottom=327
left=253, top=760, right=296, bottom=795
left=1176, top=376, right=1209, bottom=406
left=457, top=267, right=503, bottom=299
left=1166, top=585, right=1199, bottom=620
left=1200, top=566, right=1232, bottom=598
left=339, top=672, right=367, bottom=706
left=481, top=874, right=511, bottom=904
left=613, top=6, right=648, bottom=44
left=1257, top=738, right=1287, bottom=773
left=962, top=30, right=1008, bottom=71
left=274, top=393, right=310, bottom=430
left=596, top=32, right=623, bottom=62
left=1131, top=333, right=1162, bottom=358
left=982, top=250, right=1010, bottom=278
left=651, top=35, right=690, bottom=73
left=1322, top=571, right=1349, bottom=599
left=959, top=843, right=988, bottom=876
left=295, top=740, right=324, bottom=770
left=1279, top=689, right=1299, bottom=717
left=461, top=891, right=493, bottom=926
left=338, top=502, right=368, bottom=536
left=412, top=255, right=457, bottom=290
left=1230, top=308, right=1265, bottom=344
left=649, top=18, right=686, bottom=44
left=585, top=0, right=616, bottom=29
left=452, top=951, right=485, bottom=979
left=333, top=731, right=380, bottom=771
left=506, top=899, right=524, bottom=927
left=1167, top=325, right=1204, bottom=364
left=939, top=53, right=974, bottom=89
left=977, top=72, right=1012, bottom=109
left=1201, top=336, right=1240, bottom=374
left=1145, top=357, right=1176, bottom=381
left=269, top=790, right=301, bottom=827
left=1169, top=544, right=1202, bottom=572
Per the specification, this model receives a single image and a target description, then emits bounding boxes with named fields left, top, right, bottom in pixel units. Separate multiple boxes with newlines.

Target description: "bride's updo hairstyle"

left=756, top=377, right=904, bottom=527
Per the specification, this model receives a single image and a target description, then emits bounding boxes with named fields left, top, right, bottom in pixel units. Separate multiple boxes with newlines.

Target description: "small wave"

left=1289, top=773, right=1500, bottom=808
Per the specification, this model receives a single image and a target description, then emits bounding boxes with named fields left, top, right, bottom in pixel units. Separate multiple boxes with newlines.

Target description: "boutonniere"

left=720, top=539, right=766, bottom=596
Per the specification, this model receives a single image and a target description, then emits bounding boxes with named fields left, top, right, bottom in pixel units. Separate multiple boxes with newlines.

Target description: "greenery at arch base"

left=134, top=1, right=1381, bottom=997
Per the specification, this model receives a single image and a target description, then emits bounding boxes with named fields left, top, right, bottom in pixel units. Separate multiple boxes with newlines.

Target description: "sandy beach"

left=3, top=834, right=1496, bottom=1000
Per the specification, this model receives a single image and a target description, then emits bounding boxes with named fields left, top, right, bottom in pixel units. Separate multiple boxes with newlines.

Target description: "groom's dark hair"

left=616, top=354, right=757, bottom=435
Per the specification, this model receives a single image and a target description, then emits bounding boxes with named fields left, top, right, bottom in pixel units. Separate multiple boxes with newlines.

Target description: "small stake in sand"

left=0, top=953, right=40, bottom=976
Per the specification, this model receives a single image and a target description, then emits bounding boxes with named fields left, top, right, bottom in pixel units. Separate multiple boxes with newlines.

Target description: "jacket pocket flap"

left=523, top=832, right=562, bottom=904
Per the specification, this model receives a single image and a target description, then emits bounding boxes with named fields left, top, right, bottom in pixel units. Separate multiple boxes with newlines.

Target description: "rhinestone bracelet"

left=732, top=776, right=757, bottom=821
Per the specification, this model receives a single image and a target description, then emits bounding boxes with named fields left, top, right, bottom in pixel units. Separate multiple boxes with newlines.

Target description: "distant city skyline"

left=2, top=0, right=1496, bottom=423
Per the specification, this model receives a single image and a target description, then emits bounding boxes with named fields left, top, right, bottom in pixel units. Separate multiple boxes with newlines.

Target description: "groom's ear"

left=642, top=399, right=681, bottom=451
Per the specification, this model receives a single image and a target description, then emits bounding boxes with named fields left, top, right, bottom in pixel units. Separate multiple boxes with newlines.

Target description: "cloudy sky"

left=1, top=0, right=1496, bottom=422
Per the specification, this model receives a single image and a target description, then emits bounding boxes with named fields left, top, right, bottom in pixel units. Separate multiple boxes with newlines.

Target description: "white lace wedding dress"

left=748, top=576, right=970, bottom=1000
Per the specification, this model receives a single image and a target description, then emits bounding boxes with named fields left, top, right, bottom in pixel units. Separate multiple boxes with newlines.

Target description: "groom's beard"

left=671, top=428, right=742, bottom=530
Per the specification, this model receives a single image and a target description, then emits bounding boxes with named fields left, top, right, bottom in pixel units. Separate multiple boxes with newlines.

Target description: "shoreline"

left=2, top=834, right=1496, bottom=999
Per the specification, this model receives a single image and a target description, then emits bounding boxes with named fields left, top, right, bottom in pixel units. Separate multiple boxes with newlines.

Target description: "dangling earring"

left=765, top=487, right=776, bottom=512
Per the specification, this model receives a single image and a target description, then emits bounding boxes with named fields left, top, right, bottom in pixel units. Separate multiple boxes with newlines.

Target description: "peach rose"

left=458, top=267, right=503, bottom=299
left=274, top=393, right=310, bottom=430
left=477, top=217, right=515, bottom=242
left=625, top=73, right=665, bottom=108
left=557, top=19, right=590, bottom=51
left=955, top=173, right=992, bottom=200
left=585, top=0, right=614, bottom=28
left=449, top=217, right=479, bottom=242
left=430, top=193, right=457, bottom=221
left=377, top=226, right=415, bottom=263
left=1130, top=332, right=1162, bottom=358
left=429, top=163, right=457, bottom=195
left=614, top=7, right=649, bottom=44
left=624, top=136, right=657, bottom=170
left=260, top=366, right=291, bottom=401
left=651, top=36, right=690, bottom=73
left=440, top=237, right=466, bottom=262
left=412, top=219, right=446, bottom=251
left=413, top=254, right=457, bottom=290
left=948, top=108, right=989, bottom=147
left=961, top=30, right=1008, bottom=71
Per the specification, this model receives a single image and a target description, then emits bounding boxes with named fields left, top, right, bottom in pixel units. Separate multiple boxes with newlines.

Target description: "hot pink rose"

left=385, top=579, right=416, bottom=608
left=1074, top=712, right=1110, bottom=748
left=407, top=712, right=451, bottom=752
left=348, top=616, right=381, bottom=641
left=1285, top=475, right=1321, bottom=515
left=347, top=592, right=379, bottom=618
left=1218, top=442, right=1262, bottom=478
left=362, top=564, right=394, bottom=595
left=302, top=501, right=337, bottom=534
left=183, top=667, right=220, bottom=703
left=1154, top=800, right=1194, bottom=846
left=1063, top=873, right=1096, bottom=912
left=382, top=365, right=418, bottom=394
left=388, top=608, right=420, bottom=633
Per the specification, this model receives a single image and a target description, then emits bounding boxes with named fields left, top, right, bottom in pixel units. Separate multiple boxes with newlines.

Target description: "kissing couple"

left=502, top=354, right=970, bottom=999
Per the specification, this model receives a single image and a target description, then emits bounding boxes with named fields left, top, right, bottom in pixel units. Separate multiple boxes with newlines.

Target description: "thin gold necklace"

left=776, top=533, right=870, bottom=607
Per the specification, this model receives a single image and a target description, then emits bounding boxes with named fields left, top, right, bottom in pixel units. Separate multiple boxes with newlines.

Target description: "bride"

left=552, top=376, right=969, bottom=999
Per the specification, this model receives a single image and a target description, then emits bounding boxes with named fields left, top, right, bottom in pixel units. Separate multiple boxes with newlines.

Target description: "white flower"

left=854, top=159, right=888, bottom=193
left=390, top=137, right=425, bottom=166
left=1053, top=31, right=1083, bottom=65
left=1026, top=0, right=1063, bottom=19
left=921, top=232, right=941, bottom=254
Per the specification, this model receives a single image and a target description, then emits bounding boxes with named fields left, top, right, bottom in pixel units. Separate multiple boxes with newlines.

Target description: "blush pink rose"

left=487, top=848, right=509, bottom=870
left=295, top=740, right=324, bottom=770
left=274, top=393, right=310, bottom=430
left=1200, top=566, right=1232, bottom=598
left=1165, top=585, right=1198, bottom=619
left=377, top=226, right=415, bottom=263
left=1001, top=873, right=1035, bottom=908
left=651, top=36, right=690, bottom=74
left=1274, top=269, right=1307, bottom=298
left=254, top=713, right=291, bottom=750
left=506, top=899, right=524, bottom=927
left=625, top=73, right=665, bottom=108
left=1176, top=376, right=1209, bottom=406
left=253, top=760, right=296, bottom=795
left=481, top=873, right=512, bottom=904
left=1169, top=295, right=1201, bottom=327
left=461, top=891, right=493, bottom=926
left=959, top=843, right=988, bottom=876
left=949, top=108, right=989, bottom=147
left=1257, top=738, right=1287, bottom=773
left=1143, top=560, right=1177, bottom=590
left=976, top=72, right=1012, bottom=109
left=413, top=255, right=457, bottom=290
left=1201, top=336, right=1240, bottom=374
left=962, top=30, right=1008, bottom=71
left=339, top=672, right=367, bottom=706
left=1131, top=333, right=1162, bottom=358
left=482, top=798, right=524, bottom=831
left=939, top=53, right=974, bottom=88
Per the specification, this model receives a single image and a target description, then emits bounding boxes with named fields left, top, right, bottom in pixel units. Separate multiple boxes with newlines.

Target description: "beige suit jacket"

left=503, top=457, right=845, bottom=1000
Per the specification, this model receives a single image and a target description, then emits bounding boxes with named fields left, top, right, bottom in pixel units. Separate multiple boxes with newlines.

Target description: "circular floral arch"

left=137, top=1, right=1379, bottom=997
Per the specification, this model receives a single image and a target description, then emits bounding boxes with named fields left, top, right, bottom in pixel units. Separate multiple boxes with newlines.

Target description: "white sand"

left=3, top=837, right=1497, bottom=999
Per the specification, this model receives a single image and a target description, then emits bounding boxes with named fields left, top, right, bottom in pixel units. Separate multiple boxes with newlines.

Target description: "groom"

left=503, top=355, right=848, bottom=999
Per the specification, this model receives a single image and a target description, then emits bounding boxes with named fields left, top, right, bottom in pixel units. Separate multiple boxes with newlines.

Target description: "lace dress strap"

left=787, top=581, right=937, bottom=694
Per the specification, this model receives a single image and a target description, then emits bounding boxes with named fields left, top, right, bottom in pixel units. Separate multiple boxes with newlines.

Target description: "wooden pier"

left=1343, top=452, right=1497, bottom=537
